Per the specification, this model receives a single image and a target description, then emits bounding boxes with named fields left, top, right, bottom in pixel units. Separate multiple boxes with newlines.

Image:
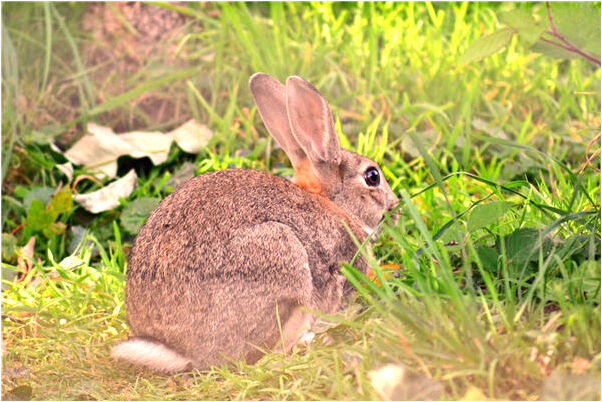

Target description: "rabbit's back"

left=125, top=168, right=367, bottom=368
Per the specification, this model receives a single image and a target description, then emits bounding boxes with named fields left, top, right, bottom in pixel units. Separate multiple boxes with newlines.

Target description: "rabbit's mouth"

left=384, top=208, right=399, bottom=227
left=365, top=213, right=397, bottom=239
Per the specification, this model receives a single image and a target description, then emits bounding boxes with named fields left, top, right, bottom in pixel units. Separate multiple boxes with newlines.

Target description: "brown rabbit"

left=111, top=73, right=399, bottom=373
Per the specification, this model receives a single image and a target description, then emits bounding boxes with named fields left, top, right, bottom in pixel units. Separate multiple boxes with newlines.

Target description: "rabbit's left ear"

left=249, top=73, right=308, bottom=170
left=285, top=76, right=341, bottom=167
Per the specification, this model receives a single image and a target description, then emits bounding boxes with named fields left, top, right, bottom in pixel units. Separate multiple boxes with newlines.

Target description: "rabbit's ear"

left=285, top=76, right=342, bottom=166
left=249, top=73, right=308, bottom=169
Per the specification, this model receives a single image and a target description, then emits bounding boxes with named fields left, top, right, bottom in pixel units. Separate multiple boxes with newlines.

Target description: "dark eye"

left=364, top=166, right=380, bottom=187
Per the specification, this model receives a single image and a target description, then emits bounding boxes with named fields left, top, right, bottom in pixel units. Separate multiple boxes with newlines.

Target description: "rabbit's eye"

left=364, top=167, right=380, bottom=187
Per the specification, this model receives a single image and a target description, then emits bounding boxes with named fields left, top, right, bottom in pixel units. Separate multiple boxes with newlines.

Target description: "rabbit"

left=111, top=73, right=399, bottom=373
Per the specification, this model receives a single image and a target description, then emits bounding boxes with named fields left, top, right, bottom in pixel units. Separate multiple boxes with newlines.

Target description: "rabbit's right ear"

left=285, top=76, right=341, bottom=166
left=249, top=73, right=307, bottom=169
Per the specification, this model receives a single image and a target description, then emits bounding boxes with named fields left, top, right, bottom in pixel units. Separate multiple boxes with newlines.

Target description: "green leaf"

left=530, top=40, right=579, bottom=60
left=26, top=199, right=55, bottom=233
left=1, top=233, right=18, bottom=262
left=548, top=3, right=601, bottom=58
left=476, top=245, right=499, bottom=272
left=499, top=7, right=545, bottom=46
left=48, top=188, right=73, bottom=218
left=120, top=197, right=161, bottom=235
left=460, top=27, right=515, bottom=63
left=43, top=222, right=66, bottom=238
left=500, top=8, right=536, bottom=30
left=518, top=26, right=546, bottom=47
left=467, top=201, right=513, bottom=232
left=499, top=228, right=553, bottom=264
left=23, top=186, right=54, bottom=211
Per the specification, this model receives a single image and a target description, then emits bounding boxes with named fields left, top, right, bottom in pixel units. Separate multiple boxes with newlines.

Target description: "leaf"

left=548, top=3, right=601, bottom=58
left=2, top=233, right=18, bottom=262
left=120, top=197, right=161, bottom=235
left=26, top=199, right=55, bottom=233
left=517, top=25, right=546, bottom=47
left=499, top=228, right=553, bottom=264
left=74, top=169, right=138, bottom=214
left=530, top=41, right=579, bottom=60
left=499, top=9, right=545, bottom=46
left=55, top=161, right=74, bottom=181
left=539, top=370, right=601, bottom=401
left=42, top=222, right=66, bottom=238
left=2, top=384, right=33, bottom=401
left=57, top=255, right=85, bottom=271
left=501, top=8, right=536, bottom=30
left=48, top=188, right=73, bottom=218
left=23, top=186, right=54, bottom=211
left=169, top=119, right=213, bottom=154
left=476, top=245, right=499, bottom=272
left=460, top=27, right=515, bottom=63
left=467, top=201, right=514, bottom=232
left=368, top=363, right=443, bottom=401
left=62, top=119, right=212, bottom=179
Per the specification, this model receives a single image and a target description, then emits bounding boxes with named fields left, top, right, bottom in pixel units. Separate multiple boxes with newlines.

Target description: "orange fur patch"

left=292, top=160, right=323, bottom=194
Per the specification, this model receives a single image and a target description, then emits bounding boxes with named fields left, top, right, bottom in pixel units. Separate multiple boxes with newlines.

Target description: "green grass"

left=2, top=2, right=600, bottom=400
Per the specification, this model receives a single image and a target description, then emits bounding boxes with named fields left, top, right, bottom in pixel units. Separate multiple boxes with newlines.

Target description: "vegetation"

left=2, top=2, right=600, bottom=400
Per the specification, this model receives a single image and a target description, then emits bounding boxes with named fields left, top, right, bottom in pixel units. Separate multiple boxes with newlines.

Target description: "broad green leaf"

left=467, top=201, right=513, bottom=232
left=548, top=3, right=601, bottom=58
left=476, top=245, right=499, bottom=272
left=120, top=197, right=161, bottom=235
left=1, top=233, right=18, bottom=262
left=43, top=222, right=66, bottom=238
left=26, top=199, right=55, bottom=233
left=460, top=27, right=515, bottom=63
left=499, top=228, right=553, bottom=264
left=518, top=25, right=546, bottom=47
left=48, top=188, right=73, bottom=218
left=500, top=8, right=536, bottom=30
left=23, top=186, right=54, bottom=211
left=498, top=8, right=544, bottom=45
left=531, top=40, right=579, bottom=60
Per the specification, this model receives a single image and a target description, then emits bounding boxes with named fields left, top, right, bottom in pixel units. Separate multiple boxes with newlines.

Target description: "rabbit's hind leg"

left=222, top=221, right=315, bottom=363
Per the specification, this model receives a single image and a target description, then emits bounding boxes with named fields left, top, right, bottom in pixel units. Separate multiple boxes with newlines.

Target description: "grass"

left=2, top=2, right=601, bottom=400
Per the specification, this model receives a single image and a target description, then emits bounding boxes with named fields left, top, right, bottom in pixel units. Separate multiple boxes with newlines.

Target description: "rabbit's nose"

left=387, top=192, right=400, bottom=211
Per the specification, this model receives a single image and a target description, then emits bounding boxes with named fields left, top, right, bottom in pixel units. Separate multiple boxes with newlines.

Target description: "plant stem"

left=544, top=2, right=601, bottom=67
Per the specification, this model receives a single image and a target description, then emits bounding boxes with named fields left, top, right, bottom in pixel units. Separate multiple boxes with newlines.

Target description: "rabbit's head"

left=250, top=73, right=399, bottom=234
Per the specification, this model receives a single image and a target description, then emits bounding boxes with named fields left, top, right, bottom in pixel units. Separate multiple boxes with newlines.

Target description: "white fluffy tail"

left=111, top=337, right=193, bottom=373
